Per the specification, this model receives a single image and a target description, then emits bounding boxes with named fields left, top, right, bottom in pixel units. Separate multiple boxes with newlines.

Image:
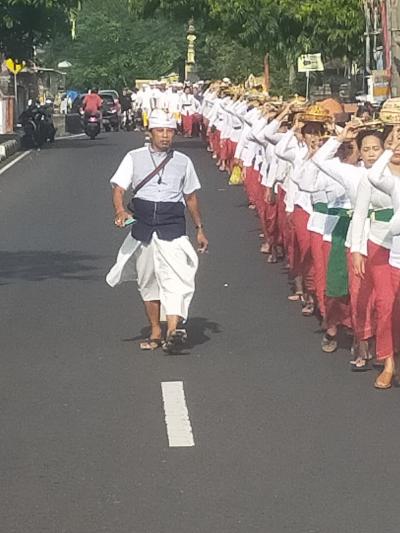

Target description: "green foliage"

left=38, top=0, right=365, bottom=93
left=129, top=0, right=211, bottom=21
left=0, top=0, right=81, bottom=59
left=42, top=0, right=187, bottom=90
left=135, top=0, right=365, bottom=68
left=131, top=0, right=365, bottom=93
left=197, top=33, right=264, bottom=82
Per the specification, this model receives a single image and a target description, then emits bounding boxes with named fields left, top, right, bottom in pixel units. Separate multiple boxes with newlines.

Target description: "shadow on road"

left=0, top=250, right=103, bottom=284
left=173, top=139, right=205, bottom=150
left=52, top=140, right=113, bottom=150
left=123, top=316, right=221, bottom=350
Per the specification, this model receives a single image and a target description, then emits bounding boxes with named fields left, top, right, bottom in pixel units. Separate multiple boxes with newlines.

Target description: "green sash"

left=371, top=208, right=394, bottom=222
left=313, top=202, right=328, bottom=214
left=326, top=207, right=352, bottom=298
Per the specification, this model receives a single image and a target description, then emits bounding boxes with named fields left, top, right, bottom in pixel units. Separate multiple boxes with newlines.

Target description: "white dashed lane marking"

left=161, top=381, right=195, bottom=448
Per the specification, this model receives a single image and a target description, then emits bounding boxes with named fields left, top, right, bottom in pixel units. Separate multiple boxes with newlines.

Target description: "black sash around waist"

left=129, top=198, right=186, bottom=244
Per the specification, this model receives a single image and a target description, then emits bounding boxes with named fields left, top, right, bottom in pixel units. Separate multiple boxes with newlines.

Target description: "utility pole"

left=388, top=0, right=400, bottom=96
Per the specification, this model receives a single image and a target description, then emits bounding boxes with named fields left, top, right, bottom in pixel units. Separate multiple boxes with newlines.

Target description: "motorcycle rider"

left=82, top=88, right=103, bottom=125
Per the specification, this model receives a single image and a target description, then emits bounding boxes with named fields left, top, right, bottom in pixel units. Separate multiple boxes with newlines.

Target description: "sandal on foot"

left=302, top=302, right=315, bottom=317
left=374, top=370, right=393, bottom=390
left=288, top=291, right=303, bottom=302
left=350, top=357, right=371, bottom=372
left=140, top=338, right=163, bottom=351
left=163, top=329, right=188, bottom=354
left=321, top=333, right=338, bottom=353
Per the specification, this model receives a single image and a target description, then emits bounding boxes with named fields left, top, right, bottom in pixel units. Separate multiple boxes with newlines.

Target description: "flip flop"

left=374, top=371, right=393, bottom=390
left=321, top=333, right=338, bottom=353
left=302, top=302, right=315, bottom=317
left=350, top=358, right=371, bottom=372
left=287, top=293, right=303, bottom=302
left=140, top=338, right=163, bottom=351
left=163, top=329, right=188, bottom=354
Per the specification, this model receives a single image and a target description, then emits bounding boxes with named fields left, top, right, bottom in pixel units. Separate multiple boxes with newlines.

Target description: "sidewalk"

left=0, top=133, right=20, bottom=162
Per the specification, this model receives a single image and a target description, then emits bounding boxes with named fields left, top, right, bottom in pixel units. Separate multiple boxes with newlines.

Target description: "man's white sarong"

left=106, top=233, right=198, bottom=320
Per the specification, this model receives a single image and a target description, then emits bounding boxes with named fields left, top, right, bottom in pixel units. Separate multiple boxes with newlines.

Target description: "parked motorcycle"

left=18, top=100, right=56, bottom=149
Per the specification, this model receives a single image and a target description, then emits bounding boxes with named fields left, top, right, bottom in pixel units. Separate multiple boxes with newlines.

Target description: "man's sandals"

left=140, top=338, right=163, bottom=351
left=140, top=330, right=188, bottom=354
left=162, top=329, right=188, bottom=355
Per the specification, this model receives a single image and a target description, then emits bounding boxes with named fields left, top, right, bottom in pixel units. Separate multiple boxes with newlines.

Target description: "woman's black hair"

left=336, top=141, right=356, bottom=163
left=383, top=125, right=394, bottom=141
left=356, top=129, right=384, bottom=150
left=301, top=122, right=325, bottom=136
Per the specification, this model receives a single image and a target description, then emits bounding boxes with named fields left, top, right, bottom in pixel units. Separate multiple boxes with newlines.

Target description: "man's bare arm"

left=185, top=192, right=208, bottom=253
left=112, top=185, right=131, bottom=227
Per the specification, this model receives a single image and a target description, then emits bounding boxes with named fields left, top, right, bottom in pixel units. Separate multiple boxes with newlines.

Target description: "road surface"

left=1, top=132, right=399, bottom=533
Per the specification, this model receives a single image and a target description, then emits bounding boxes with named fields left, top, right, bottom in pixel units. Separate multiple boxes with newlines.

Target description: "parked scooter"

left=41, top=98, right=57, bottom=143
left=18, top=99, right=55, bottom=149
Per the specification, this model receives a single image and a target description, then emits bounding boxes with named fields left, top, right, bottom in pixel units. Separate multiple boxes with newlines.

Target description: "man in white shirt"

left=136, top=85, right=152, bottom=129
left=107, top=110, right=208, bottom=353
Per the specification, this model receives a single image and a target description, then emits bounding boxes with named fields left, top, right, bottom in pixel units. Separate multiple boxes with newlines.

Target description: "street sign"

left=5, top=58, right=25, bottom=75
left=371, top=69, right=391, bottom=102
left=298, top=54, right=324, bottom=73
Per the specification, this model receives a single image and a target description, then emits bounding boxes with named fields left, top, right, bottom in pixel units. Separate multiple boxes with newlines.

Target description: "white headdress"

left=148, top=109, right=177, bottom=130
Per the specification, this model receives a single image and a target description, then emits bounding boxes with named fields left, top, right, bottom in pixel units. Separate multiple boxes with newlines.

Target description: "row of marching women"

left=201, top=81, right=400, bottom=390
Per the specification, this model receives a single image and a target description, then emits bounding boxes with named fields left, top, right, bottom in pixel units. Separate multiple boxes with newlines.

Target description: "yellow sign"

left=5, top=58, right=25, bottom=75
left=298, top=54, right=324, bottom=73
left=372, top=69, right=391, bottom=102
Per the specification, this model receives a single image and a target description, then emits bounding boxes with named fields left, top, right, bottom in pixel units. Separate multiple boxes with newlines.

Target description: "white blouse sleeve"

left=275, top=129, right=298, bottom=164
left=313, top=138, right=361, bottom=197
left=351, top=175, right=372, bottom=254
left=262, top=119, right=284, bottom=145
left=368, top=150, right=395, bottom=196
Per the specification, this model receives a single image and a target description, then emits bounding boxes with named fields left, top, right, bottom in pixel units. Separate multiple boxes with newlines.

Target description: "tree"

left=135, top=0, right=365, bottom=88
left=42, top=0, right=188, bottom=90
left=0, top=0, right=81, bottom=59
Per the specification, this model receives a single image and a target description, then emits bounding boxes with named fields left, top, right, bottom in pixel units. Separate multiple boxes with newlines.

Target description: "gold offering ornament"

left=350, top=116, right=384, bottom=132
left=289, top=95, right=307, bottom=113
left=299, top=104, right=331, bottom=124
left=379, top=98, right=400, bottom=125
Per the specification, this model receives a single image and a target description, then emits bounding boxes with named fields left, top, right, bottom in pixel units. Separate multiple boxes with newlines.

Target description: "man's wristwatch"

left=195, top=224, right=204, bottom=230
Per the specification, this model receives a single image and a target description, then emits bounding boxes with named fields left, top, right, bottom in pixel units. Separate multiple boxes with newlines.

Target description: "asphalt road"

left=1, top=131, right=400, bottom=533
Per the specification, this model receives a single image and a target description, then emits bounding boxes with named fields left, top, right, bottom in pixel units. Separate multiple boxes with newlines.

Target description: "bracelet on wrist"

left=195, top=224, right=204, bottom=230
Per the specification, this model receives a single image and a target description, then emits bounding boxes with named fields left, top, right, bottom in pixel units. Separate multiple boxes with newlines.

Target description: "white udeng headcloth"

left=148, top=110, right=177, bottom=130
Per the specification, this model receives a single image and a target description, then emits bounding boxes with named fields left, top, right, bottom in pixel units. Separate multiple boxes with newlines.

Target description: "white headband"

left=148, top=110, right=177, bottom=130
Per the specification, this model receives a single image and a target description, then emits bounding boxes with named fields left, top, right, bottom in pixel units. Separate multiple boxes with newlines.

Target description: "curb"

left=0, top=139, right=20, bottom=162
